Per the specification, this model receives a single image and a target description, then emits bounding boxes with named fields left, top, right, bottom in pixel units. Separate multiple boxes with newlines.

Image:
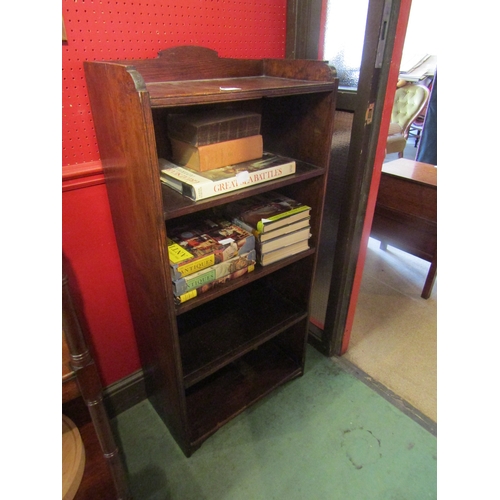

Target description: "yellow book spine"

left=177, top=289, right=198, bottom=304
left=176, top=254, right=215, bottom=277
left=168, top=240, right=193, bottom=264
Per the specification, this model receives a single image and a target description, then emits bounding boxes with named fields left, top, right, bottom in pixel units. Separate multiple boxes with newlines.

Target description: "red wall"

left=63, top=167, right=141, bottom=384
left=62, top=0, right=288, bottom=386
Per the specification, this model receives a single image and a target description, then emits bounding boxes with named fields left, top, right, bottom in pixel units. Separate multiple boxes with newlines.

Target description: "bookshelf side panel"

left=84, top=61, right=190, bottom=451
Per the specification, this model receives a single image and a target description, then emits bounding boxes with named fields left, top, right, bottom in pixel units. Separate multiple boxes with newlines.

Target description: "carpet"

left=344, top=237, right=437, bottom=422
left=113, top=345, right=437, bottom=500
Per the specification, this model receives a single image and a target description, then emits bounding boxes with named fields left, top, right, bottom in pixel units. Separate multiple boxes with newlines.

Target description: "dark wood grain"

left=84, top=46, right=338, bottom=456
left=175, top=248, right=315, bottom=314
left=185, top=342, right=302, bottom=449
left=179, top=282, right=308, bottom=388
left=371, top=159, right=437, bottom=299
left=84, top=60, right=190, bottom=453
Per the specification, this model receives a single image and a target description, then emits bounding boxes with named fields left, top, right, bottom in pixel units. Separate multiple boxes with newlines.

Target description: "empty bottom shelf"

left=185, top=341, right=302, bottom=449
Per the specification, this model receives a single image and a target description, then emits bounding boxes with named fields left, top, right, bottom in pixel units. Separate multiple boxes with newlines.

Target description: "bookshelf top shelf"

left=94, top=46, right=337, bottom=107
left=145, top=77, right=336, bottom=107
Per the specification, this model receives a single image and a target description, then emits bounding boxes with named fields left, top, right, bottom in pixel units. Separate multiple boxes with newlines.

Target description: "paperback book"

left=168, top=217, right=255, bottom=281
left=159, top=153, right=296, bottom=201
left=224, top=191, right=311, bottom=234
left=167, top=109, right=261, bottom=147
left=174, top=263, right=255, bottom=305
left=172, top=250, right=257, bottom=297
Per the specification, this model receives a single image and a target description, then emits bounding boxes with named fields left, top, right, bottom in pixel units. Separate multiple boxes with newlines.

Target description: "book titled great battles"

left=159, top=153, right=296, bottom=201
left=168, top=217, right=255, bottom=281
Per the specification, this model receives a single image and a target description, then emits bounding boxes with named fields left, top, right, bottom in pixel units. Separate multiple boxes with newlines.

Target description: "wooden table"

left=370, top=158, right=437, bottom=299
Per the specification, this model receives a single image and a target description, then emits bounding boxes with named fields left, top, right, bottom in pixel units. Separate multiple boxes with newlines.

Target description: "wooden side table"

left=370, top=158, right=437, bottom=299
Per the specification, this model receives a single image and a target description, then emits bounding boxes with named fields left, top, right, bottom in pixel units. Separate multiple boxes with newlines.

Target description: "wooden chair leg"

left=421, top=254, right=437, bottom=299
left=415, top=129, right=421, bottom=147
left=63, top=272, right=131, bottom=499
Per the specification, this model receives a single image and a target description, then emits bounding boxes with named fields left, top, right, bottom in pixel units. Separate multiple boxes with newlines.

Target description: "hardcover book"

left=233, top=216, right=311, bottom=243
left=172, top=250, right=257, bottom=296
left=168, top=217, right=255, bottom=281
left=174, top=263, right=255, bottom=305
left=170, top=134, right=263, bottom=172
left=224, top=191, right=311, bottom=234
left=159, top=153, right=296, bottom=201
left=256, top=226, right=311, bottom=254
left=167, top=109, right=262, bottom=147
left=259, top=238, right=311, bottom=266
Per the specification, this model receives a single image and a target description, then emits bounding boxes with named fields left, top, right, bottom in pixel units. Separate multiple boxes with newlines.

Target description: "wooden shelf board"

left=175, top=248, right=315, bottom=315
left=147, top=77, right=336, bottom=107
left=161, top=160, right=324, bottom=220
left=179, top=282, right=308, bottom=388
left=185, top=341, right=302, bottom=448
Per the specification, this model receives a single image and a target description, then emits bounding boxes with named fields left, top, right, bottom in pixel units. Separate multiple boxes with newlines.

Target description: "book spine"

left=170, top=114, right=262, bottom=146
left=170, top=254, right=217, bottom=281
left=169, top=230, right=255, bottom=281
left=168, top=240, right=194, bottom=264
left=172, top=250, right=257, bottom=296
left=199, top=160, right=296, bottom=200
left=256, top=205, right=311, bottom=233
left=258, top=227, right=311, bottom=253
left=160, top=161, right=214, bottom=200
left=174, top=264, right=255, bottom=304
left=259, top=239, right=311, bottom=266
left=161, top=159, right=296, bottom=201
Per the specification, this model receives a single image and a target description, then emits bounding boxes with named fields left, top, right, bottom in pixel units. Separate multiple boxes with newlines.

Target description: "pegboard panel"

left=62, top=0, right=288, bottom=167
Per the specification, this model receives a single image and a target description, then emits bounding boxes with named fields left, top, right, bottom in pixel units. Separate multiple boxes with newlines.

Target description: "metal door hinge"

left=375, top=0, right=393, bottom=68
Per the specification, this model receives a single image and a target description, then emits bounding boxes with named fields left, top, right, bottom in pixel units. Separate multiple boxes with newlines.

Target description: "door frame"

left=287, top=0, right=412, bottom=356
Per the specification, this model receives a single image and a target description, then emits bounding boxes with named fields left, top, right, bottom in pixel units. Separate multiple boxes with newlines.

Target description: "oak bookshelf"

left=84, top=46, right=338, bottom=456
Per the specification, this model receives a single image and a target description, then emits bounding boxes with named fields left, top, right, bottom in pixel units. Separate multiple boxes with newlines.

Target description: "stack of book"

left=223, top=191, right=312, bottom=266
left=160, top=108, right=297, bottom=201
left=168, top=109, right=263, bottom=172
left=167, top=216, right=257, bottom=304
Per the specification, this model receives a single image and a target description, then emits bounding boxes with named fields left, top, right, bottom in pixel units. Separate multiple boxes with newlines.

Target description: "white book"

left=159, top=152, right=296, bottom=201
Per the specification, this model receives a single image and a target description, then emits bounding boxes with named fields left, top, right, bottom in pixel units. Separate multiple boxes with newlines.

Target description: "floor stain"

left=341, top=428, right=382, bottom=469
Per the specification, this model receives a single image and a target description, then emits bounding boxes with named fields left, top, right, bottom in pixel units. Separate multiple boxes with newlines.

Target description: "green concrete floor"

left=113, top=345, right=437, bottom=500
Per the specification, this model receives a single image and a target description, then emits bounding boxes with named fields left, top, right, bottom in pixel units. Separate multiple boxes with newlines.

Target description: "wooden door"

left=287, top=0, right=412, bottom=355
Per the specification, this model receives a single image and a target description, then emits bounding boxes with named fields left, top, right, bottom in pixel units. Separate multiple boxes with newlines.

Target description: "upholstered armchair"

left=386, top=83, right=430, bottom=157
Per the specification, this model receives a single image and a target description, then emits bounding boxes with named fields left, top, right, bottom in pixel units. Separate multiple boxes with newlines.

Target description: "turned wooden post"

left=62, top=272, right=131, bottom=499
